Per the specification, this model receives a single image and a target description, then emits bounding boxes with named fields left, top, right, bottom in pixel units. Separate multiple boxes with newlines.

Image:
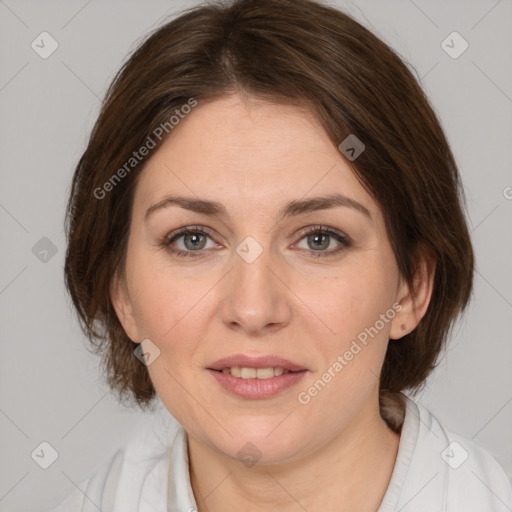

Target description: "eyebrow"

left=144, top=193, right=372, bottom=223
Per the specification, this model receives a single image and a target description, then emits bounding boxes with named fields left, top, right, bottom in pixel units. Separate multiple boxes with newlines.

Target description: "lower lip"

left=207, top=369, right=308, bottom=399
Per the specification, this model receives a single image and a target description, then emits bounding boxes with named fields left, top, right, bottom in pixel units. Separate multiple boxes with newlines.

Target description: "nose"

left=220, top=239, right=292, bottom=336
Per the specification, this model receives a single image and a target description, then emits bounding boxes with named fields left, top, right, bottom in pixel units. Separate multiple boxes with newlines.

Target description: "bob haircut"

left=64, top=0, right=474, bottom=411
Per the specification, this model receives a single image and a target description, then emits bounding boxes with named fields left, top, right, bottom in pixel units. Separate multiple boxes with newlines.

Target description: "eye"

left=294, top=225, right=351, bottom=258
left=162, top=225, right=216, bottom=258
left=161, top=224, right=351, bottom=259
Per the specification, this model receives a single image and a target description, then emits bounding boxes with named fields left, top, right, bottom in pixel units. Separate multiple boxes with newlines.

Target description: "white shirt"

left=49, top=393, right=512, bottom=512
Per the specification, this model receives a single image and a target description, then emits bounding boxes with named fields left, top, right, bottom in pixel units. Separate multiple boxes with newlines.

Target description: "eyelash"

left=161, top=224, right=351, bottom=259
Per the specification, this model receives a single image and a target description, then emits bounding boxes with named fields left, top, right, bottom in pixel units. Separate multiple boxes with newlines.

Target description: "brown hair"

left=64, top=0, right=474, bottom=411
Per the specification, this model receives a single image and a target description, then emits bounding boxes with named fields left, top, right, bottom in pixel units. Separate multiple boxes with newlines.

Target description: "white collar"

left=73, top=392, right=511, bottom=511
left=138, top=393, right=422, bottom=511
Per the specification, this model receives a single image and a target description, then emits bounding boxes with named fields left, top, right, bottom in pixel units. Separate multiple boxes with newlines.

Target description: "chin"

left=208, top=425, right=305, bottom=466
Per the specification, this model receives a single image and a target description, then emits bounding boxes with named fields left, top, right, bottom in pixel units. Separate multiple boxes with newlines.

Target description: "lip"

left=207, top=368, right=308, bottom=399
left=207, top=354, right=308, bottom=372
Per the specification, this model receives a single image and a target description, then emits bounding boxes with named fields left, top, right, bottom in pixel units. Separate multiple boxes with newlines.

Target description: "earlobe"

left=109, top=273, right=140, bottom=343
left=390, top=248, right=436, bottom=340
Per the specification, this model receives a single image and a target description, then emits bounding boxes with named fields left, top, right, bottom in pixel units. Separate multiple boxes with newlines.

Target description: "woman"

left=53, top=0, right=512, bottom=510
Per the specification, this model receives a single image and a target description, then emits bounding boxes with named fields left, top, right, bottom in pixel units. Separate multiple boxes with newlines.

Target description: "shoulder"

left=403, top=394, right=512, bottom=511
left=439, top=427, right=512, bottom=510
left=47, top=402, right=182, bottom=512
left=46, top=486, right=85, bottom=512
left=46, top=446, right=125, bottom=512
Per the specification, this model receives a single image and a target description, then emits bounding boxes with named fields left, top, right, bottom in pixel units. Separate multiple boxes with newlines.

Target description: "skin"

left=110, top=93, right=435, bottom=512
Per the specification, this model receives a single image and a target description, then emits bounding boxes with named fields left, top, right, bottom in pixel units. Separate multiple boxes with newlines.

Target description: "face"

left=111, top=94, right=426, bottom=465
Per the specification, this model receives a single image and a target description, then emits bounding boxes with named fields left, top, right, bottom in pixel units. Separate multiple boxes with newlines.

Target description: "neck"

left=187, top=390, right=402, bottom=512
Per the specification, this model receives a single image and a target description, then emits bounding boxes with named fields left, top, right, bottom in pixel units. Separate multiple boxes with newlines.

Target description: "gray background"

left=0, top=0, right=511, bottom=510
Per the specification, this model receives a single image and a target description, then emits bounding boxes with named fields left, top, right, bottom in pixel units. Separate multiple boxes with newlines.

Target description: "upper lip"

left=207, top=354, right=308, bottom=372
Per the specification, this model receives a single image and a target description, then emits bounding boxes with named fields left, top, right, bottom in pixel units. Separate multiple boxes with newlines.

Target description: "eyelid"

left=163, top=224, right=214, bottom=243
left=292, top=225, right=352, bottom=258
left=161, top=223, right=352, bottom=259
left=294, top=224, right=351, bottom=243
left=164, top=224, right=350, bottom=243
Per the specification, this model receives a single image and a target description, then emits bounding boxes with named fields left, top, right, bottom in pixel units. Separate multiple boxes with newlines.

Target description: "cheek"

left=126, top=253, right=201, bottom=339
left=305, top=264, right=395, bottom=341
left=298, top=259, right=398, bottom=396
left=126, top=263, right=211, bottom=424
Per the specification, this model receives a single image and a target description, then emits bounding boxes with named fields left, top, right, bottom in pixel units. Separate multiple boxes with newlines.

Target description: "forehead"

left=133, top=94, right=377, bottom=221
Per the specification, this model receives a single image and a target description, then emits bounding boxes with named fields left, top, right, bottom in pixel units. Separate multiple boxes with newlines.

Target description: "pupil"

left=185, top=234, right=206, bottom=250
left=309, top=234, right=328, bottom=250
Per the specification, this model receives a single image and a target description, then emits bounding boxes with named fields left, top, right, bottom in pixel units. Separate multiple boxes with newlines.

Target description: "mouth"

left=208, top=366, right=304, bottom=379
left=207, top=354, right=308, bottom=373
left=206, top=355, right=308, bottom=399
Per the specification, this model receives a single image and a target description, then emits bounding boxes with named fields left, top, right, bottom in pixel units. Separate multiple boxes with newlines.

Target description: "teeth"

left=241, top=367, right=257, bottom=379
left=220, top=367, right=290, bottom=379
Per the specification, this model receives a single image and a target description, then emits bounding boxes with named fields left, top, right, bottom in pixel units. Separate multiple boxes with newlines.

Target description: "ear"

left=109, top=271, right=141, bottom=343
left=389, top=246, right=436, bottom=340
